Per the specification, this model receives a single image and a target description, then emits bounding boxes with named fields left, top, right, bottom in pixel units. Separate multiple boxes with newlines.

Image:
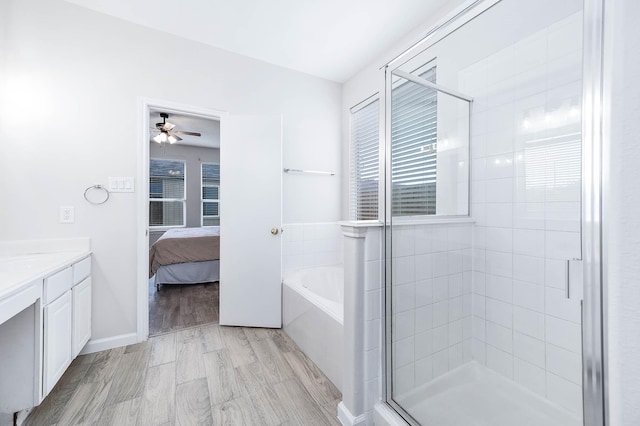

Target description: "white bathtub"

left=283, top=266, right=344, bottom=391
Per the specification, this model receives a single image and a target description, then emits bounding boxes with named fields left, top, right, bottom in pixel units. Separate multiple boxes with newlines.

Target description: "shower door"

left=384, top=0, right=602, bottom=425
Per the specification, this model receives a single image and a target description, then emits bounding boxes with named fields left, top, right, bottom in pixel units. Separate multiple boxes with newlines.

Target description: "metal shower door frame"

left=379, top=0, right=608, bottom=425
left=383, top=55, right=474, bottom=426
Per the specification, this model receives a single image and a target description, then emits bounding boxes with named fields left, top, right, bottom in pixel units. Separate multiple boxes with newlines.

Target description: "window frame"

left=149, top=157, right=187, bottom=230
left=201, top=162, right=220, bottom=227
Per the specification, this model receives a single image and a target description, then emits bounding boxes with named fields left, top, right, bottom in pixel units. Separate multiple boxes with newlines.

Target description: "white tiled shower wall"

left=391, top=223, right=474, bottom=397
left=462, top=11, right=584, bottom=416
left=363, top=227, right=383, bottom=422
left=281, top=222, right=343, bottom=276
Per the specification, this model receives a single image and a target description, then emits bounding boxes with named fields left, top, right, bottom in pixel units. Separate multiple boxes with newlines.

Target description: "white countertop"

left=0, top=238, right=91, bottom=303
left=0, top=251, right=91, bottom=302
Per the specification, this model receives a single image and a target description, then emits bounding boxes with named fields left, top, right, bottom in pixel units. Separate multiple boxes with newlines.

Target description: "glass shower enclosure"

left=383, top=0, right=604, bottom=424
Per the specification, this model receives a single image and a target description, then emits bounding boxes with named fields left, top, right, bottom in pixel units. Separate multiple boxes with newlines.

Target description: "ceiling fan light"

left=168, top=135, right=177, bottom=144
left=153, top=134, right=164, bottom=144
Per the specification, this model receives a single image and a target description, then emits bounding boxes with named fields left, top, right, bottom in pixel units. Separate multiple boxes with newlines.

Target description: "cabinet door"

left=43, top=291, right=72, bottom=396
left=72, top=277, right=92, bottom=357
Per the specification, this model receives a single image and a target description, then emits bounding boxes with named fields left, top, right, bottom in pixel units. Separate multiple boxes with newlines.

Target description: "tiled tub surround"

left=464, top=10, right=584, bottom=418
left=281, top=221, right=382, bottom=425
left=282, top=222, right=344, bottom=275
left=363, top=226, right=383, bottom=422
left=338, top=223, right=383, bottom=426
left=281, top=222, right=346, bottom=396
left=283, top=266, right=344, bottom=391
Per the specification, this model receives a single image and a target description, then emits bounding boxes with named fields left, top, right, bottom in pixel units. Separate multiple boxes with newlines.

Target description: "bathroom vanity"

left=0, top=239, right=91, bottom=421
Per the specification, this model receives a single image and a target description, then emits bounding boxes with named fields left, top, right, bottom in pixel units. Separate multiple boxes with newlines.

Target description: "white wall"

left=0, top=1, right=8, bottom=207
left=281, top=222, right=344, bottom=275
left=0, top=0, right=341, bottom=342
left=604, top=1, right=640, bottom=424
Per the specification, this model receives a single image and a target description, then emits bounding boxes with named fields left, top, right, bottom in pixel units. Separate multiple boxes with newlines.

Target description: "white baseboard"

left=80, top=332, right=140, bottom=355
left=15, top=408, right=32, bottom=426
left=373, top=403, right=408, bottom=426
left=338, top=402, right=367, bottom=426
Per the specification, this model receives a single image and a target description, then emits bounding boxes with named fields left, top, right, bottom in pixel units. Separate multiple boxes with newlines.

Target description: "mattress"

left=149, top=226, right=220, bottom=277
left=154, top=260, right=220, bottom=285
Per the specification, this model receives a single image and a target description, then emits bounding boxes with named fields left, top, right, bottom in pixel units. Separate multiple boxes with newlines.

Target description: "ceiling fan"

left=152, top=112, right=201, bottom=144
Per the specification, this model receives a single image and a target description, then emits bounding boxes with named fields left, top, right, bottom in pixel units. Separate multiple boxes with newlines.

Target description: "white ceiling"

left=150, top=111, right=220, bottom=149
left=65, top=0, right=454, bottom=82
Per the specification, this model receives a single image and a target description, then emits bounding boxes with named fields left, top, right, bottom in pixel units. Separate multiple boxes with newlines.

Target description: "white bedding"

left=159, top=226, right=220, bottom=240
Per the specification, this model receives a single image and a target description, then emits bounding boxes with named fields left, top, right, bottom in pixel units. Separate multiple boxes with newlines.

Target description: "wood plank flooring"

left=149, top=280, right=218, bottom=336
left=25, top=325, right=341, bottom=425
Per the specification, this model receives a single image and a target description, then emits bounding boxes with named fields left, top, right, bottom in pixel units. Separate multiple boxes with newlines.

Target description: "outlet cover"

left=59, top=206, right=75, bottom=224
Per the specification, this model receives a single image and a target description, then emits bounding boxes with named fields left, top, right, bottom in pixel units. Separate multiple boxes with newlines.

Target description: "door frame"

left=136, top=98, right=227, bottom=341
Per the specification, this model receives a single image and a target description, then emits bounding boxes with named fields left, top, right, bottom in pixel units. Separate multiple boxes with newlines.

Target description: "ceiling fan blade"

left=174, top=131, right=201, bottom=137
left=162, top=122, right=176, bottom=131
left=168, top=131, right=183, bottom=141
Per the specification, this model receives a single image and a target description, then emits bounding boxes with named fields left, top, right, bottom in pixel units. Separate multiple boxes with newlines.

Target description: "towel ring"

left=84, top=185, right=110, bottom=205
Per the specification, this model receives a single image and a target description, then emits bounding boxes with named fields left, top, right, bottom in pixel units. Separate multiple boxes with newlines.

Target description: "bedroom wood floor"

left=24, top=324, right=341, bottom=425
left=149, top=280, right=219, bottom=336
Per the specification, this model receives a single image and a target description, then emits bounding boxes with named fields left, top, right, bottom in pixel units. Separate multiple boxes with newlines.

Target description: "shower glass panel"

left=386, top=0, right=585, bottom=425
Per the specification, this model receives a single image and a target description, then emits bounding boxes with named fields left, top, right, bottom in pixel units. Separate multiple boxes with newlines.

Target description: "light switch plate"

left=108, top=177, right=135, bottom=193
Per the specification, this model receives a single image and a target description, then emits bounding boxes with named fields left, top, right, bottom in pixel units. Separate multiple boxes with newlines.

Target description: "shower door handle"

left=566, top=260, right=570, bottom=299
left=566, top=258, right=583, bottom=300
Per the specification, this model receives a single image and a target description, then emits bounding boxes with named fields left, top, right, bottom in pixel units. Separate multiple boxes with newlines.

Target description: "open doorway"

left=145, top=107, right=222, bottom=336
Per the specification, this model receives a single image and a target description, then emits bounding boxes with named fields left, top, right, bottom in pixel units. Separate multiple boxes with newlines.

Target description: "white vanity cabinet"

left=72, top=261, right=92, bottom=357
left=0, top=240, right=91, bottom=421
left=41, top=256, right=92, bottom=398
left=43, top=290, right=73, bottom=395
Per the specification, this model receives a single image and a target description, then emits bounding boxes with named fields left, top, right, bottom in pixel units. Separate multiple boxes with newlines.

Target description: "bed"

left=149, top=226, right=220, bottom=289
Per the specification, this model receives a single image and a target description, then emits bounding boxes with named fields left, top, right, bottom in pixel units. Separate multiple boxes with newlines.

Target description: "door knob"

left=271, top=227, right=279, bottom=235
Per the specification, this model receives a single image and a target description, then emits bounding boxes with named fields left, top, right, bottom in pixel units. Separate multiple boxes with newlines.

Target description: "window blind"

left=391, top=66, right=438, bottom=216
left=149, top=159, right=185, bottom=227
left=202, top=163, right=220, bottom=226
left=350, top=98, right=380, bottom=220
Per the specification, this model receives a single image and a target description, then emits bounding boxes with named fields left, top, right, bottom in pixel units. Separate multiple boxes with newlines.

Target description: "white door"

left=219, top=115, right=283, bottom=327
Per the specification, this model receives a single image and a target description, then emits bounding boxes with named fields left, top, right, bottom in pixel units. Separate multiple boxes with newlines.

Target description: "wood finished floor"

left=25, top=324, right=341, bottom=425
left=149, top=281, right=219, bottom=336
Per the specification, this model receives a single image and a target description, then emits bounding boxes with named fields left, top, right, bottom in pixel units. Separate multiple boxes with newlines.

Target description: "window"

left=149, top=159, right=186, bottom=227
left=350, top=97, right=380, bottom=220
left=391, top=65, right=438, bottom=216
left=202, top=163, right=220, bottom=226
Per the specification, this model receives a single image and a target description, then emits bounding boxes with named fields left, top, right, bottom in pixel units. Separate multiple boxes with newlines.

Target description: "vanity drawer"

left=73, top=257, right=91, bottom=285
left=44, top=267, right=73, bottom=305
